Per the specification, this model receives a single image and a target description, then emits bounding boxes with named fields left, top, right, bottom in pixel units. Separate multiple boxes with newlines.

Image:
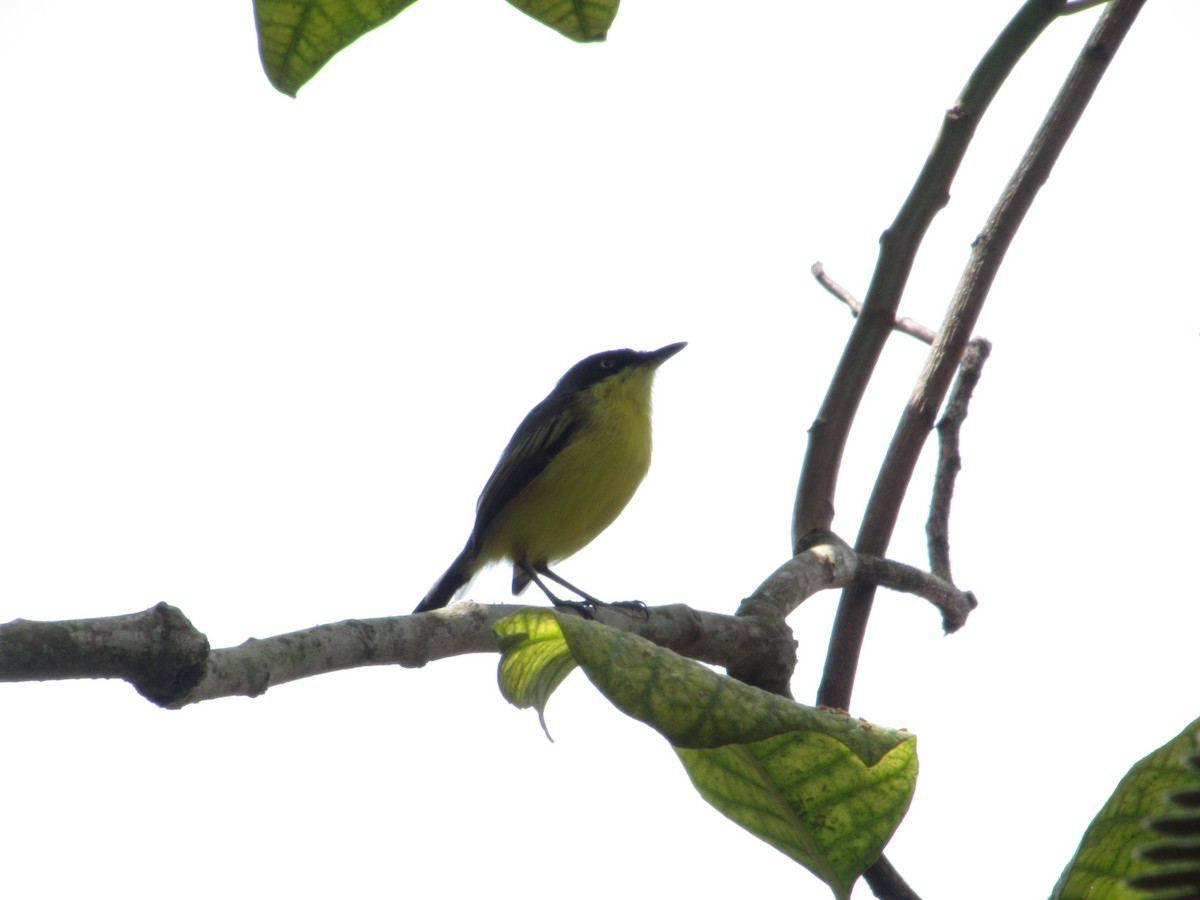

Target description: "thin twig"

left=811, top=261, right=864, bottom=313
left=818, top=0, right=1150, bottom=712
left=812, top=262, right=937, bottom=344
left=927, top=339, right=992, bottom=581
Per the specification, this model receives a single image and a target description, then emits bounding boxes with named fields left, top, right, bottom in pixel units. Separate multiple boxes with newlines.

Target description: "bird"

left=413, top=341, right=686, bottom=616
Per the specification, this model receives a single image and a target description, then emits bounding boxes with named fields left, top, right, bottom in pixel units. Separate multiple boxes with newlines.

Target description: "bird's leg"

left=536, top=566, right=601, bottom=604
left=536, top=565, right=649, bottom=619
left=516, top=563, right=597, bottom=619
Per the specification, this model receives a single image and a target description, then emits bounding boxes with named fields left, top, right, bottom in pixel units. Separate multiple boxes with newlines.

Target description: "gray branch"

left=1, top=535, right=975, bottom=709
left=926, top=338, right=992, bottom=581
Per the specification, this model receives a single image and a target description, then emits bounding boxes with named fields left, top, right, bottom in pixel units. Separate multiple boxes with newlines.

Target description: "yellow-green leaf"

left=555, top=612, right=910, bottom=765
left=253, top=0, right=420, bottom=97
left=504, top=0, right=619, bottom=42
left=1052, top=716, right=1200, bottom=900
left=678, top=735, right=917, bottom=899
left=495, top=608, right=578, bottom=739
left=494, top=610, right=917, bottom=897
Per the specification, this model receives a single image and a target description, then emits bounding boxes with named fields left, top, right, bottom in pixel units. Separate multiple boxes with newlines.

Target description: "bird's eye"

left=599, top=359, right=614, bottom=369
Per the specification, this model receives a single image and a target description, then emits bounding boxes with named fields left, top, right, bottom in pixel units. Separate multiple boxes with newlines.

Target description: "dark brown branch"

left=927, top=339, right=992, bottom=581
left=864, top=854, right=923, bottom=900
left=1061, top=0, right=1112, bottom=13
left=791, top=0, right=1068, bottom=550
left=818, top=0, right=1149, bottom=713
left=816, top=262, right=994, bottom=585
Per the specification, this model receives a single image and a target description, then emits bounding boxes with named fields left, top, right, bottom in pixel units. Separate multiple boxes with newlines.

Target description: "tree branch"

left=739, top=529, right=975, bottom=635
left=0, top=604, right=209, bottom=705
left=815, top=261, right=992, bottom=590
left=791, top=0, right=1069, bottom=549
left=927, top=339, right=992, bottom=581
left=0, top=538, right=974, bottom=708
left=817, top=0, right=1149, bottom=713
left=855, top=556, right=977, bottom=635
left=864, top=854, right=924, bottom=900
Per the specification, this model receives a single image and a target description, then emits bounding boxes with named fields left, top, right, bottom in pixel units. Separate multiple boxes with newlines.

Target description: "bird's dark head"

left=554, top=342, right=687, bottom=396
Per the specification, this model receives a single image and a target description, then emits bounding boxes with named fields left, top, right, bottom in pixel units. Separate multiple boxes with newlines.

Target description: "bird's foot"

left=605, top=599, right=650, bottom=619
left=548, top=596, right=648, bottom=620
left=548, top=596, right=600, bottom=620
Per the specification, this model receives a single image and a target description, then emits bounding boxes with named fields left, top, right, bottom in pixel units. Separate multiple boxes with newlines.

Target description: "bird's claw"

left=606, top=599, right=650, bottom=619
left=549, top=597, right=600, bottom=620
left=548, top=597, right=648, bottom=620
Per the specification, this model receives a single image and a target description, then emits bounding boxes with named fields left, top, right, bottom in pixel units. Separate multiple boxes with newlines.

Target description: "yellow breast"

left=479, top=366, right=656, bottom=566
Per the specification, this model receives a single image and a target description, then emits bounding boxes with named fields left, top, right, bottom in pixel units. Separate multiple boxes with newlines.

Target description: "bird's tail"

left=413, top=545, right=477, bottom=613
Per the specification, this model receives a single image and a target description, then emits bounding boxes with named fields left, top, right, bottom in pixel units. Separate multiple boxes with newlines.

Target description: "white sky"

left=1, top=1, right=1197, bottom=897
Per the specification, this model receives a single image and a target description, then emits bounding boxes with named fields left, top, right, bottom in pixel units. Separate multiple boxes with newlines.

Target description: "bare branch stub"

left=854, top=554, right=978, bottom=634
left=927, top=338, right=992, bottom=581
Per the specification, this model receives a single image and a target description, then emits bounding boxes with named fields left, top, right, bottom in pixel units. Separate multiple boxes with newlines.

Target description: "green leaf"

left=504, top=0, right=619, bottom=42
left=555, top=612, right=911, bottom=765
left=1052, top=716, right=1200, bottom=900
left=253, top=0, right=420, bottom=97
left=494, top=610, right=917, bottom=897
left=677, top=734, right=917, bottom=900
left=495, top=608, right=578, bottom=739
left=253, top=0, right=619, bottom=96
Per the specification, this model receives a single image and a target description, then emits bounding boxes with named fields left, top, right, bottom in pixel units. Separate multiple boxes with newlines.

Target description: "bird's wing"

left=469, top=391, right=581, bottom=550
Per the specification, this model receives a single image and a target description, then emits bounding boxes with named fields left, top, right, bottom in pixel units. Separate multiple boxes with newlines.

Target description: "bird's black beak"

left=642, top=341, right=687, bottom=367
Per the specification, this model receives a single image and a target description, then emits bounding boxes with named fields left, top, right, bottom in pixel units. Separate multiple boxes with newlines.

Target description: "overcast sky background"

left=2, top=1, right=1198, bottom=897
